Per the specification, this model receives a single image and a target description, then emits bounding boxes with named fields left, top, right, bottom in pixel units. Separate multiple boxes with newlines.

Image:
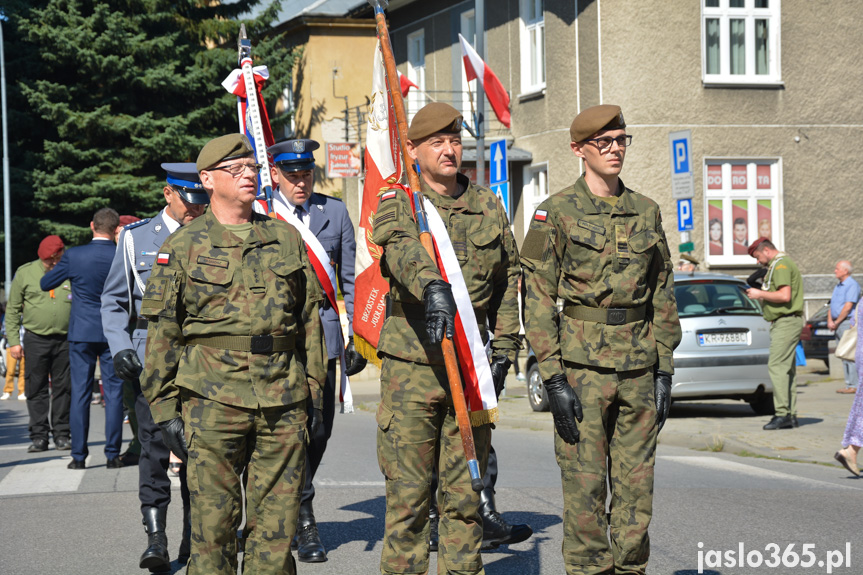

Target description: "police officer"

left=140, top=134, right=327, bottom=575
left=521, top=105, right=681, bottom=575
left=262, top=138, right=365, bottom=562
left=101, top=163, right=205, bottom=572
left=372, top=102, right=521, bottom=575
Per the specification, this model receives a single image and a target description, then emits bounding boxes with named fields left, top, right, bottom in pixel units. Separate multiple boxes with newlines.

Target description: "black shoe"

left=763, top=415, right=795, bottom=430
left=296, top=501, right=327, bottom=563
left=790, top=415, right=799, bottom=428
left=140, top=507, right=170, bottom=571
left=479, top=489, right=533, bottom=550
left=119, top=450, right=139, bottom=466
left=106, top=458, right=123, bottom=469
left=27, top=439, right=48, bottom=453
left=67, top=458, right=86, bottom=470
left=54, top=436, right=71, bottom=451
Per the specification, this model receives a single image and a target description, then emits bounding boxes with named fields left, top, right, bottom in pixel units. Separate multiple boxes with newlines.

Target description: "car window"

left=674, top=281, right=762, bottom=317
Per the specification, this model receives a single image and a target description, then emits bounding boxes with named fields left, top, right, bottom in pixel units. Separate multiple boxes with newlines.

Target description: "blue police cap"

left=268, top=139, right=320, bottom=173
left=161, top=162, right=210, bottom=205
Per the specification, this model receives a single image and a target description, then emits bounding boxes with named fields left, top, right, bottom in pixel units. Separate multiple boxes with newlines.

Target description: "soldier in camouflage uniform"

left=140, top=134, right=327, bottom=575
left=521, top=105, right=681, bottom=575
left=372, top=102, right=521, bottom=575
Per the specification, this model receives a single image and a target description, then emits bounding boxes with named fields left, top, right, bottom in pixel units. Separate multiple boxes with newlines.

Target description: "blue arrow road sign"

left=492, top=182, right=510, bottom=218
left=677, top=198, right=693, bottom=231
left=489, top=140, right=507, bottom=185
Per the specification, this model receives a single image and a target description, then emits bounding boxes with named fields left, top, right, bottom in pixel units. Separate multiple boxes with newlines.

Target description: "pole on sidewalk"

left=474, top=0, right=485, bottom=188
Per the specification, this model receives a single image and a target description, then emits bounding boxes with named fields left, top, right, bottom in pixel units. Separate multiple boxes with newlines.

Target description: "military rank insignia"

left=157, top=253, right=170, bottom=265
left=534, top=210, right=548, bottom=222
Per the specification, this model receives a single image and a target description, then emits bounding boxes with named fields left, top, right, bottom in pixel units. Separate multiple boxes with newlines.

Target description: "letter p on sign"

left=673, top=139, right=689, bottom=174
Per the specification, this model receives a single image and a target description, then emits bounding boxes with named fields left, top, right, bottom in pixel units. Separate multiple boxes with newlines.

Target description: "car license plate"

left=698, top=332, right=748, bottom=346
left=814, top=329, right=834, bottom=336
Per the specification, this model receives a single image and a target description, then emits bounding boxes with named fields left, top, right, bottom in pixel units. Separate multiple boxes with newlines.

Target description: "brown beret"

left=407, top=102, right=463, bottom=141
left=118, top=215, right=141, bottom=227
left=196, top=134, right=254, bottom=171
left=570, top=104, right=626, bottom=142
left=680, top=253, right=700, bottom=265
left=747, top=236, right=770, bottom=257
left=37, top=235, right=65, bottom=261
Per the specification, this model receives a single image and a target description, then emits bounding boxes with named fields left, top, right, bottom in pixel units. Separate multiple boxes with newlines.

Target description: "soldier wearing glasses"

left=521, top=105, right=680, bottom=575
left=140, top=134, right=327, bottom=575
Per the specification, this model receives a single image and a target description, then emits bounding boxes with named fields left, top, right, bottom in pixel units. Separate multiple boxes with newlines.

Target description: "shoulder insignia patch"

left=156, top=253, right=170, bottom=265
left=534, top=209, right=548, bottom=222
left=381, top=190, right=398, bottom=202
left=124, top=218, right=150, bottom=231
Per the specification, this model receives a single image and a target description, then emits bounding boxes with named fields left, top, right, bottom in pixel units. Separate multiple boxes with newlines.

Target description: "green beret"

left=407, top=102, right=463, bottom=141
left=570, top=104, right=626, bottom=142
left=196, top=134, right=254, bottom=172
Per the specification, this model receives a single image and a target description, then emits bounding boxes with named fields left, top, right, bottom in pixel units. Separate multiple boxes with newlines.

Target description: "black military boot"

left=296, top=501, right=327, bottom=563
left=428, top=494, right=440, bottom=553
left=177, top=504, right=191, bottom=564
left=139, top=507, right=171, bottom=572
left=479, top=489, right=533, bottom=550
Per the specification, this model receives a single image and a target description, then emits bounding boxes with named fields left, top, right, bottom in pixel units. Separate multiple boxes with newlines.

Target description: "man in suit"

left=263, top=138, right=366, bottom=562
left=101, top=164, right=204, bottom=571
left=42, top=207, right=125, bottom=470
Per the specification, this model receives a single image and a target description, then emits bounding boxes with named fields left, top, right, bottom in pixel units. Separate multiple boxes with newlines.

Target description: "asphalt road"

left=1, top=396, right=862, bottom=575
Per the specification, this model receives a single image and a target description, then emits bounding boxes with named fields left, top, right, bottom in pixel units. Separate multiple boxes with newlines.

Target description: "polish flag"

left=397, top=71, right=419, bottom=98
left=458, top=33, right=511, bottom=128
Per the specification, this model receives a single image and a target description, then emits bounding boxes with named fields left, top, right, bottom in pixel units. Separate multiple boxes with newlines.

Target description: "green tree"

left=8, top=0, right=297, bottom=252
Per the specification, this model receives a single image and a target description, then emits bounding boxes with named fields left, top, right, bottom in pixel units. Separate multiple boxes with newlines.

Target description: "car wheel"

left=749, top=393, right=775, bottom=416
left=526, top=362, right=549, bottom=412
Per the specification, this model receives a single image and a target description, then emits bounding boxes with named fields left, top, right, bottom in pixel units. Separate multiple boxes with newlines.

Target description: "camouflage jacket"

left=372, top=173, right=521, bottom=365
left=139, top=209, right=327, bottom=423
left=521, top=175, right=681, bottom=381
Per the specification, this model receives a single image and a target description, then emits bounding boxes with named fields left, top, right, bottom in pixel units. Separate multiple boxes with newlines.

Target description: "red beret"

left=37, top=235, right=65, bottom=261
left=747, top=236, right=770, bottom=257
left=119, top=215, right=141, bottom=227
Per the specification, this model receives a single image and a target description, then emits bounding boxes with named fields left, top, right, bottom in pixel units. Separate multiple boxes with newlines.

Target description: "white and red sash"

left=255, top=196, right=353, bottom=413
left=422, top=197, right=498, bottom=425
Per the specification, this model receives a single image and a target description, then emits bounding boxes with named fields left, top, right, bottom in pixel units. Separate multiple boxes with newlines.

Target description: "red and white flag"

left=397, top=71, right=419, bottom=98
left=458, top=33, right=511, bottom=129
left=353, top=41, right=403, bottom=365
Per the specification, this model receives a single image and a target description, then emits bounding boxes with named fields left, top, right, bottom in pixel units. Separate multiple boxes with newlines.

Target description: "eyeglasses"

left=584, top=135, right=632, bottom=153
left=210, top=162, right=263, bottom=177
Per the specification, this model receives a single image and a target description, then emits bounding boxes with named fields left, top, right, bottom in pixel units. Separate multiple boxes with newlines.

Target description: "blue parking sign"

left=672, top=138, right=690, bottom=174
left=677, top=199, right=693, bottom=231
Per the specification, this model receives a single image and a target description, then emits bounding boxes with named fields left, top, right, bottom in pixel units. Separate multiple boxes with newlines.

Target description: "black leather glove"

left=654, top=371, right=673, bottom=432
left=544, top=373, right=583, bottom=445
left=158, top=417, right=188, bottom=464
left=490, top=356, right=512, bottom=399
left=113, top=349, right=143, bottom=383
left=344, top=336, right=367, bottom=376
left=308, top=407, right=323, bottom=438
left=423, top=280, right=456, bottom=345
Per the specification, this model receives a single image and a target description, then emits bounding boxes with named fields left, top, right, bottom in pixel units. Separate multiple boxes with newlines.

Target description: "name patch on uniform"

left=156, top=253, right=170, bottom=265
left=381, top=190, right=398, bottom=202
left=577, top=219, right=605, bottom=235
left=534, top=210, right=548, bottom=222
left=196, top=256, right=229, bottom=269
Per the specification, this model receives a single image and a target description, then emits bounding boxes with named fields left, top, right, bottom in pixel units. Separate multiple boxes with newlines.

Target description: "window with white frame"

left=702, top=0, right=781, bottom=85
left=519, top=0, right=545, bottom=95
left=406, top=30, right=426, bottom=124
left=703, top=159, right=782, bottom=266
left=523, top=163, right=549, bottom=232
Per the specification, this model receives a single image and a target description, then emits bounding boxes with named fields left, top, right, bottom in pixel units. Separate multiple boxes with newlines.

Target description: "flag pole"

left=474, top=0, right=486, bottom=189
left=368, top=0, right=484, bottom=492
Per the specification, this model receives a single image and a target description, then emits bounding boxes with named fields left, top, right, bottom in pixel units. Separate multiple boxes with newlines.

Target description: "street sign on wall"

left=489, top=140, right=507, bottom=185
left=677, top=198, right=693, bottom=232
left=668, top=130, right=694, bottom=200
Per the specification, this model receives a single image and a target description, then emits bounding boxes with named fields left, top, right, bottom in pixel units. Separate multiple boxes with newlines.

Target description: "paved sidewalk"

left=347, top=361, right=856, bottom=469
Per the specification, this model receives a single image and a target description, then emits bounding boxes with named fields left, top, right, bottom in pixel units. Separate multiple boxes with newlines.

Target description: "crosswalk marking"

left=0, top=456, right=86, bottom=496
left=658, top=455, right=861, bottom=490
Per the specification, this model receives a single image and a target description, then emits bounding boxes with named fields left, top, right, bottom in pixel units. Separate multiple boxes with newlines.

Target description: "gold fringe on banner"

left=469, top=407, right=499, bottom=427
left=354, top=334, right=382, bottom=368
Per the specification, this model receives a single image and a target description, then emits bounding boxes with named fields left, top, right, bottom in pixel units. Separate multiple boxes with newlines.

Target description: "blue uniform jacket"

left=305, top=193, right=357, bottom=360
left=100, top=211, right=172, bottom=360
left=41, top=238, right=116, bottom=343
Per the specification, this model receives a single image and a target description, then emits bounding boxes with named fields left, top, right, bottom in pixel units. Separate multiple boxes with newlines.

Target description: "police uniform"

left=372, top=103, right=521, bottom=575
left=521, top=106, right=681, bottom=575
left=140, top=135, right=327, bottom=575
left=100, top=163, right=206, bottom=571
left=265, top=138, right=363, bottom=563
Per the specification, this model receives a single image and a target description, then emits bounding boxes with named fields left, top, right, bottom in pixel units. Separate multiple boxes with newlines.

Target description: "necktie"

left=294, top=205, right=305, bottom=225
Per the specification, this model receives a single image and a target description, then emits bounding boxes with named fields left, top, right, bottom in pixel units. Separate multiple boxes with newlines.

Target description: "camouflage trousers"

left=555, top=364, right=657, bottom=575
left=377, top=355, right=492, bottom=575
left=181, top=390, right=307, bottom=575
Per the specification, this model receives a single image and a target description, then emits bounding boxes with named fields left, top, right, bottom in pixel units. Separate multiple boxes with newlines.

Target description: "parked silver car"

left=525, top=272, right=774, bottom=415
